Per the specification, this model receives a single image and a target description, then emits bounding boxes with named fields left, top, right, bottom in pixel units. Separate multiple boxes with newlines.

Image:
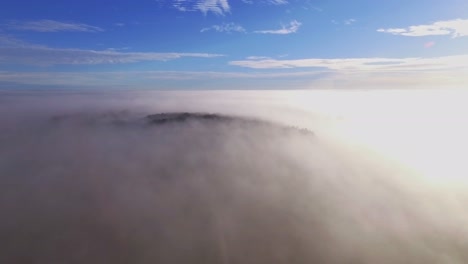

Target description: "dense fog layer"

left=1, top=90, right=467, bottom=263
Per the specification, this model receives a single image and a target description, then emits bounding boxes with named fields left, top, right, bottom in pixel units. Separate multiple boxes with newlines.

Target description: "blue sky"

left=0, top=0, right=467, bottom=89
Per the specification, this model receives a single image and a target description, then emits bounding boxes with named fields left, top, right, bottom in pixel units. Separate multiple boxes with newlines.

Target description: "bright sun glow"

left=288, top=88, right=468, bottom=186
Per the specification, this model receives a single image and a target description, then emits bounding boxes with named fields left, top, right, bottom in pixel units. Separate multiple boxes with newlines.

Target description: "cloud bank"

left=1, top=90, right=468, bottom=263
left=229, top=54, right=468, bottom=71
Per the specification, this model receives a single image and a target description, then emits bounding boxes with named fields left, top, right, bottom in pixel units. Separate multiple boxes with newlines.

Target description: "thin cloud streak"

left=267, top=0, right=289, bottom=5
left=171, top=0, right=230, bottom=15
left=229, top=55, right=468, bottom=72
left=0, top=46, right=223, bottom=66
left=0, top=70, right=328, bottom=89
left=344, top=19, right=356, bottom=25
left=0, top=34, right=37, bottom=47
left=230, top=0, right=290, bottom=5
left=377, top=18, right=468, bottom=38
left=254, top=20, right=302, bottom=34
left=197, top=0, right=230, bottom=15
left=1, top=68, right=466, bottom=90
left=200, top=23, right=245, bottom=33
left=5, top=20, right=104, bottom=32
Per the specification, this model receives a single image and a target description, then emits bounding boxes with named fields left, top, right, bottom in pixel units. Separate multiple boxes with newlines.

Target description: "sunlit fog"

left=2, top=0, right=468, bottom=263
left=1, top=89, right=468, bottom=263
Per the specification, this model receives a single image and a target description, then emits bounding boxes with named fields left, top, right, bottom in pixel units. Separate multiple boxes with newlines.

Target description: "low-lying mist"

left=1, top=90, right=467, bottom=263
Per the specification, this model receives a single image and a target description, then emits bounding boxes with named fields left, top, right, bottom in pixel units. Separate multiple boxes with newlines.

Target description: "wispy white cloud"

left=229, top=55, right=468, bottom=72
left=0, top=35, right=223, bottom=66
left=5, top=20, right=103, bottom=32
left=168, top=0, right=288, bottom=14
left=0, top=70, right=320, bottom=83
left=171, top=0, right=230, bottom=15
left=196, top=0, right=230, bottom=15
left=240, top=0, right=288, bottom=5
left=267, top=0, right=289, bottom=5
left=0, top=70, right=330, bottom=90
left=201, top=22, right=245, bottom=33
left=0, top=37, right=222, bottom=66
left=246, top=56, right=272, bottom=60
left=228, top=55, right=468, bottom=89
left=254, top=20, right=302, bottom=35
left=377, top=18, right=468, bottom=38
left=344, top=19, right=356, bottom=25
left=0, top=34, right=38, bottom=48
left=332, top=19, right=356, bottom=25
left=1, top=68, right=466, bottom=90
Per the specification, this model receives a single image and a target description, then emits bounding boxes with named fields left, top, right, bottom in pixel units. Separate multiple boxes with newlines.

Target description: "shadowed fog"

left=1, top=90, right=468, bottom=263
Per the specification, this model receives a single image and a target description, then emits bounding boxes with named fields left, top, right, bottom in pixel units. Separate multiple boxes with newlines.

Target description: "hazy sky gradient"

left=0, top=0, right=467, bottom=89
